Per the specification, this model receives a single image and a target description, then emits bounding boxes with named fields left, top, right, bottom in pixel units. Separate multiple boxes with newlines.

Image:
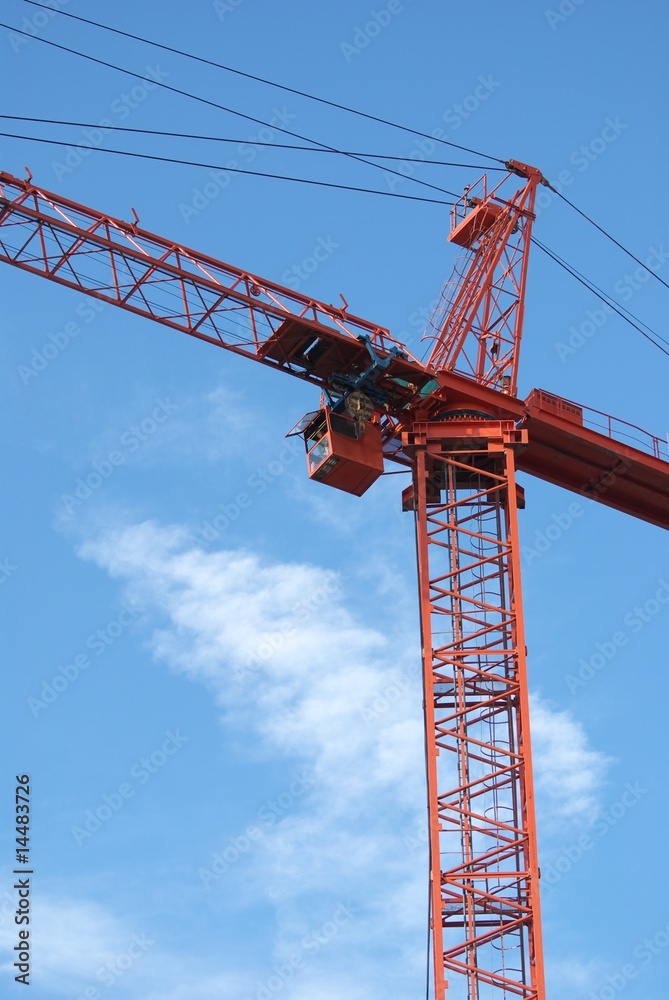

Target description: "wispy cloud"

left=0, top=897, right=150, bottom=996
left=62, top=518, right=613, bottom=996
left=76, top=518, right=427, bottom=994
left=530, top=692, right=611, bottom=824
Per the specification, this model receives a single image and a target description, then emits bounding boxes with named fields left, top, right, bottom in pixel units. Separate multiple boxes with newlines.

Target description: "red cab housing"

left=300, top=408, right=384, bottom=497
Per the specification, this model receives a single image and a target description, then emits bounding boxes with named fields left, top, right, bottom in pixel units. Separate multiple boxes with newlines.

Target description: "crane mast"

left=394, top=162, right=545, bottom=1000
left=3, top=167, right=669, bottom=1000
left=404, top=163, right=547, bottom=999
left=408, top=418, right=544, bottom=999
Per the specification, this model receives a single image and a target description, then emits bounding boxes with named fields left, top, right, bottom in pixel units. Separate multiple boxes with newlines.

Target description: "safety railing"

left=528, top=389, right=669, bottom=462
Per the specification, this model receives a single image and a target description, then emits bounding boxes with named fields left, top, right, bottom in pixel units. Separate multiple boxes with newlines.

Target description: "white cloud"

left=71, top=518, right=613, bottom=997
left=76, top=520, right=430, bottom=993
left=530, top=692, right=611, bottom=824
left=0, top=892, right=252, bottom=999
left=0, top=897, right=117, bottom=985
left=62, top=380, right=269, bottom=479
left=0, top=897, right=152, bottom=996
left=543, top=955, right=607, bottom=1000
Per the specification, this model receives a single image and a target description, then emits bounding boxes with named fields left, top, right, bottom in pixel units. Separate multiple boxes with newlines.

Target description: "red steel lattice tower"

left=405, top=162, right=546, bottom=999
left=411, top=421, right=544, bottom=999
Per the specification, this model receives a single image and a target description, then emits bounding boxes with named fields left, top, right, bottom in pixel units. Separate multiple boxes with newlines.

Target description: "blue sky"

left=1, top=2, right=668, bottom=998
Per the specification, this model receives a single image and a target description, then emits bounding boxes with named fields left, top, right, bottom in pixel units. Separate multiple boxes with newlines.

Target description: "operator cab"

left=287, top=393, right=384, bottom=497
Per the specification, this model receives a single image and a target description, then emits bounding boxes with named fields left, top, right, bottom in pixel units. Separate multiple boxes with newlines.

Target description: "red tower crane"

left=2, top=164, right=668, bottom=1000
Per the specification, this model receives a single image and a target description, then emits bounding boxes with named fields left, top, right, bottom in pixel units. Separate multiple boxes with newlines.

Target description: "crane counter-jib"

left=517, top=392, right=669, bottom=531
left=403, top=370, right=669, bottom=531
